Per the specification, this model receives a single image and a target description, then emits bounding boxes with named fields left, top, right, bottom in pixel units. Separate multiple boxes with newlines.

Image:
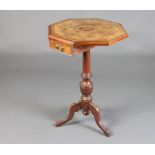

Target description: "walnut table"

left=48, top=18, right=128, bottom=137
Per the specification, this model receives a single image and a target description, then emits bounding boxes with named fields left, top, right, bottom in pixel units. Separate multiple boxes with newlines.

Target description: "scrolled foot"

left=104, top=129, right=111, bottom=137
left=55, top=101, right=81, bottom=127
left=89, top=103, right=111, bottom=137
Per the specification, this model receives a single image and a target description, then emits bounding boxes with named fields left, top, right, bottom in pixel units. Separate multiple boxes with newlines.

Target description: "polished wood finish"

left=48, top=18, right=128, bottom=56
left=48, top=18, right=128, bottom=136
left=83, top=50, right=90, bottom=74
left=55, top=50, right=111, bottom=137
left=55, top=101, right=82, bottom=127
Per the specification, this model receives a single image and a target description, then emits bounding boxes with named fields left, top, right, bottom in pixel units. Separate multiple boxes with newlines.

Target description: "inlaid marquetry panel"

left=48, top=18, right=128, bottom=55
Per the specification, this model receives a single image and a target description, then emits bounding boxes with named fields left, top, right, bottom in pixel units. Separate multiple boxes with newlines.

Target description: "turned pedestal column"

left=48, top=18, right=128, bottom=137
left=55, top=50, right=111, bottom=137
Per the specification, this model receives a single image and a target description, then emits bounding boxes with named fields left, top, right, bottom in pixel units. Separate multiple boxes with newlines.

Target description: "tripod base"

left=55, top=50, right=111, bottom=137
left=55, top=101, right=111, bottom=137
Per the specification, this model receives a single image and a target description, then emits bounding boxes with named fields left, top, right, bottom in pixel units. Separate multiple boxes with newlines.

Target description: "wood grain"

left=48, top=18, right=128, bottom=55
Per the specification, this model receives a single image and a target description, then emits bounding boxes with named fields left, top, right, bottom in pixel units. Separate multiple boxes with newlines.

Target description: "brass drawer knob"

left=61, top=48, right=64, bottom=52
left=56, top=44, right=64, bottom=52
left=56, top=45, right=59, bottom=50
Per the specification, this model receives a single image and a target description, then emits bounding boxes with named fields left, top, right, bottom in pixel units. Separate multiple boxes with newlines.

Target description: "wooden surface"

left=55, top=50, right=111, bottom=137
left=49, top=19, right=127, bottom=135
left=48, top=18, right=128, bottom=55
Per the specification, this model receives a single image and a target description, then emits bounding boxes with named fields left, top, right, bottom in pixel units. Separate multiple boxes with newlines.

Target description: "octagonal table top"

left=48, top=18, right=128, bottom=47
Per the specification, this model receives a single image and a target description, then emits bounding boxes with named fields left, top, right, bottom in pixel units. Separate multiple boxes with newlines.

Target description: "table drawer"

left=49, top=40, right=73, bottom=56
